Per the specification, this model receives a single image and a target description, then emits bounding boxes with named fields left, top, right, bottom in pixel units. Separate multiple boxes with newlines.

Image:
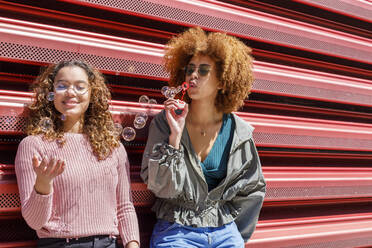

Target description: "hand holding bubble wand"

left=161, top=82, right=189, bottom=109
left=161, top=82, right=189, bottom=148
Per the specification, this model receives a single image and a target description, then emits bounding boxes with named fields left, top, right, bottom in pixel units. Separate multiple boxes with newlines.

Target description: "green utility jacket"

left=141, top=110, right=266, bottom=241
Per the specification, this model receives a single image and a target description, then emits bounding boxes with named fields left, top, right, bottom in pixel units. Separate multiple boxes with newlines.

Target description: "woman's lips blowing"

left=63, top=100, right=79, bottom=108
left=189, top=80, right=197, bottom=88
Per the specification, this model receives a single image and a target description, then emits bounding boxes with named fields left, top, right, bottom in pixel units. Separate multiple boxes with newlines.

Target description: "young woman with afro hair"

left=141, top=27, right=266, bottom=248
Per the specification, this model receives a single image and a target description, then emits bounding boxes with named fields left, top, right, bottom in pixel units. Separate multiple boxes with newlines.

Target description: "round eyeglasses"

left=184, top=64, right=212, bottom=77
left=54, top=81, right=90, bottom=95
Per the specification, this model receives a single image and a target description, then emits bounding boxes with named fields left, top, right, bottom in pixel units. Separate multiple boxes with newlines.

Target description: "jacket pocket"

left=222, top=166, right=259, bottom=201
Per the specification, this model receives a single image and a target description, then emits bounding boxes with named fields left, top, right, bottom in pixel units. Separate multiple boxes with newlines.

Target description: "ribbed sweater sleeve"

left=14, top=136, right=53, bottom=230
left=116, top=144, right=140, bottom=246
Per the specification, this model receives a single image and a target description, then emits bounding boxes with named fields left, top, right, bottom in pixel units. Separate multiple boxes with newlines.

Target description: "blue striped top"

left=200, top=113, right=235, bottom=191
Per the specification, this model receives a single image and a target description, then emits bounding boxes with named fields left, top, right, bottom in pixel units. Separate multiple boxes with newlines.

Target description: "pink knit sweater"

left=15, top=133, right=140, bottom=246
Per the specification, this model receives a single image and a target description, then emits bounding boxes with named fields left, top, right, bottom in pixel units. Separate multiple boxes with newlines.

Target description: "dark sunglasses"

left=184, top=64, right=212, bottom=77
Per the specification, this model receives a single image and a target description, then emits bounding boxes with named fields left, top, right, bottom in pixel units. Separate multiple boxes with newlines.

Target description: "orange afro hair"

left=164, top=27, right=254, bottom=113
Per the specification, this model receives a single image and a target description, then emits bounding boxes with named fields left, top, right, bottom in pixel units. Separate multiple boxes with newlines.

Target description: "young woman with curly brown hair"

left=15, top=60, right=140, bottom=248
left=141, top=27, right=266, bottom=247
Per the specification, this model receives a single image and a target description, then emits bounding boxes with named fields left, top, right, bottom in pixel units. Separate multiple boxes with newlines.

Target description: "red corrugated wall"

left=0, top=0, right=371, bottom=247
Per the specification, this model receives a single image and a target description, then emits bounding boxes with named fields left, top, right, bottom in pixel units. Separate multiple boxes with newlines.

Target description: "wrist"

left=169, top=133, right=182, bottom=149
left=34, top=177, right=53, bottom=195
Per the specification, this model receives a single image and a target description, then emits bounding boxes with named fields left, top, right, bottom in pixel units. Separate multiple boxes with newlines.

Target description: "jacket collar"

left=231, top=113, right=254, bottom=140
left=229, top=113, right=254, bottom=153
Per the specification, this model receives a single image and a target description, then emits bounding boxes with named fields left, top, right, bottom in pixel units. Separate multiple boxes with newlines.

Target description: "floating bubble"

left=133, top=113, right=148, bottom=129
left=133, top=118, right=146, bottom=129
left=148, top=98, right=157, bottom=105
left=60, top=114, right=66, bottom=121
left=139, top=95, right=149, bottom=103
left=137, top=112, right=148, bottom=122
left=164, top=91, right=171, bottom=99
left=39, top=117, right=53, bottom=132
left=161, top=86, right=169, bottom=96
left=167, top=88, right=177, bottom=99
left=161, top=83, right=189, bottom=100
left=161, top=86, right=177, bottom=99
left=173, top=88, right=178, bottom=96
left=47, top=92, right=55, bottom=101
left=122, top=127, right=136, bottom=141
left=113, top=123, right=123, bottom=137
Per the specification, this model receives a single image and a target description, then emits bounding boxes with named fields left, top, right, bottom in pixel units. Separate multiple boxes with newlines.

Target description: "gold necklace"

left=188, top=116, right=223, bottom=136
left=188, top=119, right=208, bottom=136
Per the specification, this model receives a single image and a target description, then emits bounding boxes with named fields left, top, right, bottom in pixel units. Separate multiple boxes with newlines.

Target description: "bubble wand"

left=180, top=82, right=189, bottom=101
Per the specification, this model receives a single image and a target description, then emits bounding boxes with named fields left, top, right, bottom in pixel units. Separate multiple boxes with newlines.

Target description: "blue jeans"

left=150, top=220, right=245, bottom=248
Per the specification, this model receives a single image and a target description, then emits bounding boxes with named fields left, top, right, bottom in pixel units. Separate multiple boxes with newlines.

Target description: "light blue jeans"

left=150, top=219, right=245, bottom=248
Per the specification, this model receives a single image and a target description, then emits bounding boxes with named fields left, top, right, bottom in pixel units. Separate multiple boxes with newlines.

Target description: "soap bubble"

left=161, top=83, right=189, bottom=100
left=148, top=98, right=157, bottom=105
left=122, top=127, right=136, bottom=141
left=47, top=92, right=54, bottom=101
left=161, top=86, right=169, bottom=96
left=133, top=113, right=148, bottom=129
left=39, top=117, right=53, bottom=132
left=165, top=88, right=176, bottom=99
left=139, top=95, right=149, bottom=103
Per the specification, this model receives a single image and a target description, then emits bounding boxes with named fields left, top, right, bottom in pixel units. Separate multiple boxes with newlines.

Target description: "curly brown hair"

left=164, top=27, right=254, bottom=113
left=26, top=60, right=119, bottom=160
